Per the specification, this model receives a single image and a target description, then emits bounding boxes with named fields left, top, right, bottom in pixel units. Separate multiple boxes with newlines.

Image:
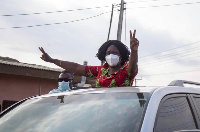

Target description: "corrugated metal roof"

left=0, top=60, right=63, bottom=72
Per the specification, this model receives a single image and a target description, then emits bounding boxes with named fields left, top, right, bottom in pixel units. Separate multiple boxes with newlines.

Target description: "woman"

left=39, top=30, right=139, bottom=87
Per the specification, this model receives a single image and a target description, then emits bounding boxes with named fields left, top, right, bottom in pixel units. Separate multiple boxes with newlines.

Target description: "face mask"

left=105, top=54, right=120, bottom=67
left=58, top=81, right=70, bottom=91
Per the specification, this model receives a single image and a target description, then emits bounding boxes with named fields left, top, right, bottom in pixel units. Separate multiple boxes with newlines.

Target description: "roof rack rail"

left=168, top=80, right=200, bottom=87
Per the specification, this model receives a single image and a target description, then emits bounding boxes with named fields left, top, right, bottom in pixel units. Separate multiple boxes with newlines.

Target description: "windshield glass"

left=0, top=92, right=149, bottom=132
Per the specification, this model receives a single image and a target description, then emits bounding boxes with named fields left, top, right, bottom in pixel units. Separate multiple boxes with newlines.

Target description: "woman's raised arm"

left=39, top=47, right=86, bottom=76
left=128, top=30, right=139, bottom=75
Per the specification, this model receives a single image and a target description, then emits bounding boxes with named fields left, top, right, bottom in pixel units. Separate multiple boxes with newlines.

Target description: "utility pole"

left=117, top=0, right=125, bottom=41
left=107, top=4, right=114, bottom=41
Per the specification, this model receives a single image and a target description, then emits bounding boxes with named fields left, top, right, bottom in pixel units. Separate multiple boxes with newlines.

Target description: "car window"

left=193, top=96, right=200, bottom=112
left=190, top=95, right=200, bottom=128
left=0, top=92, right=149, bottom=132
left=154, top=95, right=197, bottom=132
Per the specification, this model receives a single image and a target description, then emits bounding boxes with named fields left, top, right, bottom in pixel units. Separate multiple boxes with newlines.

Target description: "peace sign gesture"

left=39, top=47, right=53, bottom=62
left=130, top=29, right=139, bottom=51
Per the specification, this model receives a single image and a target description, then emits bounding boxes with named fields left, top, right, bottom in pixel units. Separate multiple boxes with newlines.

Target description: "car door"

left=154, top=94, right=199, bottom=132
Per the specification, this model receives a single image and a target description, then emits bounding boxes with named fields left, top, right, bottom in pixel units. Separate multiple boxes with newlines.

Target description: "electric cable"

left=139, top=46, right=200, bottom=64
left=126, top=1, right=200, bottom=9
left=140, top=41, right=200, bottom=58
left=126, top=0, right=164, bottom=4
left=140, top=45, right=200, bottom=62
left=139, top=41, right=200, bottom=65
left=139, top=54, right=200, bottom=68
left=0, top=11, right=113, bottom=29
left=1, top=5, right=111, bottom=17
left=139, top=68, right=200, bottom=77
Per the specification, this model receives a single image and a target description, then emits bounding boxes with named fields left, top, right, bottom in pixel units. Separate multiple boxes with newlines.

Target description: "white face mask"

left=105, top=54, right=120, bottom=67
left=58, top=81, right=70, bottom=91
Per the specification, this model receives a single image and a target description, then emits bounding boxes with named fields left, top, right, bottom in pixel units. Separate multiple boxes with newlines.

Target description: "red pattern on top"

left=85, top=62, right=138, bottom=87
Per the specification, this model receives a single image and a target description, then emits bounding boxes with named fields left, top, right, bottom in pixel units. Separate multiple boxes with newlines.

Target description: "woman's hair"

left=96, top=40, right=130, bottom=65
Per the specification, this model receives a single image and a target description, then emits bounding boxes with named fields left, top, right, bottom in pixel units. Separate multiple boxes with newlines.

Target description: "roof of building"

left=0, top=56, right=93, bottom=84
left=0, top=60, right=62, bottom=72
left=0, top=56, right=19, bottom=62
left=0, top=56, right=66, bottom=80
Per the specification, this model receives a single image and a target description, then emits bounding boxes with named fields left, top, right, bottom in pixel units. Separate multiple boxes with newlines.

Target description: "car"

left=0, top=80, right=200, bottom=132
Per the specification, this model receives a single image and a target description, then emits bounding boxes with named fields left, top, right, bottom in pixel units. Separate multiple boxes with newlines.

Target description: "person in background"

left=40, top=29, right=139, bottom=88
left=49, top=70, right=73, bottom=94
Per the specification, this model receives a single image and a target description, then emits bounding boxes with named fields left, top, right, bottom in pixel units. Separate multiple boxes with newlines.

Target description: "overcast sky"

left=1, top=0, right=200, bottom=86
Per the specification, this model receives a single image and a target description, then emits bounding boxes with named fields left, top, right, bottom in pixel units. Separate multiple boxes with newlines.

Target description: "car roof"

left=36, top=86, right=157, bottom=98
left=28, top=80, right=200, bottom=100
left=2, top=82, right=200, bottom=117
left=34, top=85, right=200, bottom=99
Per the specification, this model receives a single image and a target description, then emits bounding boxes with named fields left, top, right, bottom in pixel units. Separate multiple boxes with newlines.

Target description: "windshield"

left=0, top=92, right=149, bottom=132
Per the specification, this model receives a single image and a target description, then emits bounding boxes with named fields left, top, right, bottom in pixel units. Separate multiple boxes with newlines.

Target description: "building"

left=0, top=57, right=93, bottom=112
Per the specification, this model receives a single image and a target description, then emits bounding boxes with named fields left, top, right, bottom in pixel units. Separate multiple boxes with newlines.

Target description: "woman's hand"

left=128, top=29, right=139, bottom=75
left=39, top=47, right=53, bottom=63
left=130, top=30, right=139, bottom=51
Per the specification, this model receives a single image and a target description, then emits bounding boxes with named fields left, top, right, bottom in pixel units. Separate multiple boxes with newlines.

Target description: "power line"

left=0, top=11, right=112, bottom=29
left=139, top=53, right=200, bottom=67
left=139, top=68, right=200, bottom=77
left=1, top=6, right=111, bottom=17
left=140, top=45, right=200, bottom=61
left=139, top=53, right=200, bottom=66
left=126, top=1, right=200, bottom=9
left=126, top=0, right=164, bottom=3
left=139, top=46, right=200, bottom=64
left=140, top=41, right=200, bottom=58
left=139, top=54, right=200, bottom=68
left=138, top=41, right=200, bottom=65
left=140, top=51, right=200, bottom=65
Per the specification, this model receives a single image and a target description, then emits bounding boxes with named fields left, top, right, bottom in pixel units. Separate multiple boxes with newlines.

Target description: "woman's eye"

left=106, top=52, right=119, bottom=56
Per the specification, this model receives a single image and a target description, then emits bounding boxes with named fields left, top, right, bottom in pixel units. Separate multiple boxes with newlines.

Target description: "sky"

left=0, top=0, right=200, bottom=86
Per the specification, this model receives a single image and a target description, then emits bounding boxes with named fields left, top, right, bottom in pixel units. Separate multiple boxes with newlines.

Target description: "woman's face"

left=105, top=45, right=121, bottom=57
left=105, top=45, right=122, bottom=67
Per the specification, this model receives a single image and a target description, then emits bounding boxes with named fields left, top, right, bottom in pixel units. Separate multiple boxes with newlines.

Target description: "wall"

left=0, top=74, right=57, bottom=111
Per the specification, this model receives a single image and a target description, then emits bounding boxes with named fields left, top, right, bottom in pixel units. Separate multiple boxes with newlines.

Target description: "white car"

left=0, top=80, right=200, bottom=132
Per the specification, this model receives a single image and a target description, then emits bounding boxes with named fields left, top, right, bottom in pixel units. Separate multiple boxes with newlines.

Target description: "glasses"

left=58, top=78, right=73, bottom=82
